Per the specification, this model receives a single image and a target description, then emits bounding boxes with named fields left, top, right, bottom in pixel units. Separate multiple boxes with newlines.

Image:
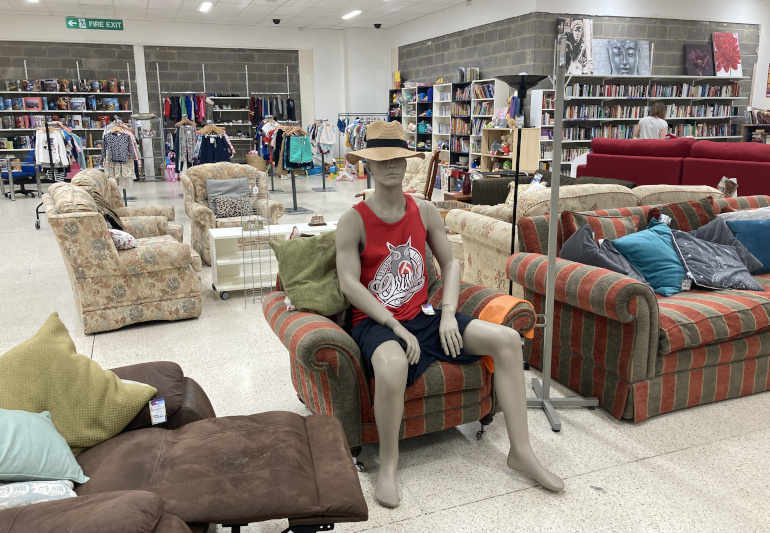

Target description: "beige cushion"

left=48, top=183, right=98, bottom=214
left=404, top=156, right=432, bottom=194
left=504, top=182, right=532, bottom=206
left=633, top=185, right=724, bottom=206
left=514, top=183, right=638, bottom=223
left=71, top=169, right=110, bottom=199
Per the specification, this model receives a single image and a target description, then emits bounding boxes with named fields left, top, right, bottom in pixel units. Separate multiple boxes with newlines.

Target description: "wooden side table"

left=443, top=191, right=472, bottom=203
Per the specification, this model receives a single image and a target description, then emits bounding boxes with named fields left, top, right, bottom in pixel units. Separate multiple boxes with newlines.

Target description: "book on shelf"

left=70, top=97, right=86, bottom=111
left=542, top=92, right=555, bottom=109
left=473, top=83, right=495, bottom=99
left=745, top=108, right=770, bottom=124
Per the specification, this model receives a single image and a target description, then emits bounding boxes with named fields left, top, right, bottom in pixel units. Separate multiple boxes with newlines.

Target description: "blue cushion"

left=725, top=219, right=770, bottom=275
left=612, top=219, right=687, bottom=297
left=0, top=410, right=89, bottom=484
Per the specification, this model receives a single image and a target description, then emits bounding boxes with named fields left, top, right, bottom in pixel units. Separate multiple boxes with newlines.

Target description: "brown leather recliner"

left=0, top=362, right=368, bottom=533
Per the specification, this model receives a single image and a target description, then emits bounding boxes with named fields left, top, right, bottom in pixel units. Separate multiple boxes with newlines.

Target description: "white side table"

left=208, top=222, right=337, bottom=300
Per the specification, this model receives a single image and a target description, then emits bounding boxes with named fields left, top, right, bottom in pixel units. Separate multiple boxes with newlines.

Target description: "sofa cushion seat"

left=656, top=277, right=770, bottom=355
left=120, top=236, right=192, bottom=273
left=75, top=412, right=367, bottom=526
left=215, top=214, right=263, bottom=228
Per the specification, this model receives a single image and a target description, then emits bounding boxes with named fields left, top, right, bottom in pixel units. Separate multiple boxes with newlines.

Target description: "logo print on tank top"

left=368, top=237, right=425, bottom=308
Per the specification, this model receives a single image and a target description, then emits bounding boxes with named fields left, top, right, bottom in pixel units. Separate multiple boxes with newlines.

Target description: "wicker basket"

left=246, top=153, right=266, bottom=171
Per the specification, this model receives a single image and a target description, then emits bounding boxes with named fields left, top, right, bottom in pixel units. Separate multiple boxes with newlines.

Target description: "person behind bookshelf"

left=633, top=101, right=668, bottom=140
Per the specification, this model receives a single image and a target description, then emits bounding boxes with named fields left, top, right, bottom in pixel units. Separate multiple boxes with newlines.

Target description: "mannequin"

left=336, top=121, right=563, bottom=508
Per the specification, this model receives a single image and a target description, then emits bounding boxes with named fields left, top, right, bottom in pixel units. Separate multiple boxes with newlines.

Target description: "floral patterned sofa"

left=446, top=184, right=724, bottom=296
left=511, top=194, right=770, bottom=422
left=181, top=162, right=284, bottom=265
left=71, top=168, right=183, bottom=243
left=44, top=183, right=202, bottom=334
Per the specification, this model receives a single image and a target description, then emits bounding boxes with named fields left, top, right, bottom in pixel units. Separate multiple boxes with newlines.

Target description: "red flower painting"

left=713, top=32, right=743, bottom=76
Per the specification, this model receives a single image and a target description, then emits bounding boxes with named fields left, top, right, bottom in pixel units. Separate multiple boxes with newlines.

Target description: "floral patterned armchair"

left=44, top=183, right=202, bottom=335
left=181, top=162, right=284, bottom=265
left=71, top=168, right=183, bottom=243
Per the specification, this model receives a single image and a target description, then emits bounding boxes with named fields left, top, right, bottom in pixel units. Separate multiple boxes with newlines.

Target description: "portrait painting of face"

left=592, top=39, right=651, bottom=76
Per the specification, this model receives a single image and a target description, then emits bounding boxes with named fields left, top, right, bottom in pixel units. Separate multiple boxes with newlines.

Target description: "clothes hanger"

left=175, top=118, right=196, bottom=127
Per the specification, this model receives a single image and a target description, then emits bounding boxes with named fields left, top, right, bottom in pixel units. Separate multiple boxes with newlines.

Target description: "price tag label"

left=149, top=398, right=167, bottom=425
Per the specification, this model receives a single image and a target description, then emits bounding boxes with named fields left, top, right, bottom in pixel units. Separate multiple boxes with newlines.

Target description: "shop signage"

left=65, top=17, right=124, bottom=31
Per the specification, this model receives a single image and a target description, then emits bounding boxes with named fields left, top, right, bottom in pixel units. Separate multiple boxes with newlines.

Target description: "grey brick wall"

left=144, top=46, right=300, bottom=119
left=0, top=40, right=137, bottom=105
left=399, top=13, right=759, bottom=96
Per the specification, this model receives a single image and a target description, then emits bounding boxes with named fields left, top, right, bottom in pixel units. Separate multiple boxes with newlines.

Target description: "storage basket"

left=246, top=153, right=266, bottom=171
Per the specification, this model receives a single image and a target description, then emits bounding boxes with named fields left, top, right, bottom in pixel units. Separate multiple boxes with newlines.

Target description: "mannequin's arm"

left=336, top=209, right=420, bottom=363
left=424, top=200, right=463, bottom=357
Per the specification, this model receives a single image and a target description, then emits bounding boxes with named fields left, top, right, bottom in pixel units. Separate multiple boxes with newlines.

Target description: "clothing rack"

left=34, top=121, right=62, bottom=229
left=336, top=112, right=389, bottom=161
left=311, top=118, right=334, bottom=193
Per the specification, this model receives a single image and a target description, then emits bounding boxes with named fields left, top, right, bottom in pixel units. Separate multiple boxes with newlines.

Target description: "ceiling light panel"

left=341, top=10, right=361, bottom=20
left=199, top=2, right=212, bottom=12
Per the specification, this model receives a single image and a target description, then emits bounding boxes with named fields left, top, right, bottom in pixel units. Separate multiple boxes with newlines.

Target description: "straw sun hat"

left=345, top=121, right=425, bottom=164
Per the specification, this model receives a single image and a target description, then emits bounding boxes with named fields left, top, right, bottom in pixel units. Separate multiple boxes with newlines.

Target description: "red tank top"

left=351, top=194, right=428, bottom=327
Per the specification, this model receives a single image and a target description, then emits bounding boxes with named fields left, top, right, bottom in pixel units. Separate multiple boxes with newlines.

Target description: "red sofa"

left=576, top=138, right=770, bottom=195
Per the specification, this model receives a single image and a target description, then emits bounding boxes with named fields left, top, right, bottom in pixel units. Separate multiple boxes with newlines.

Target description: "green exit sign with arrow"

left=66, top=17, right=124, bottom=31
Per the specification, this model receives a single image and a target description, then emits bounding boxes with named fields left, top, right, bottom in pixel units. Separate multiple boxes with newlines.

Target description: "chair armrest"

left=470, top=204, right=513, bottom=222
left=111, top=362, right=186, bottom=431
left=256, top=198, right=285, bottom=224
left=0, top=491, right=177, bottom=533
left=263, top=291, right=372, bottom=447
left=118, top=205, right=175, bottom=221
left=507, top=253, right=656, bottom=323
left=119, top=240, right=192, bottom=274
left=427, top=279, right=533, bottom=333
left=121, top=216, right=169, bottom=238
left=190, top=202, right=215, bottom=231
left=164, top=377, right=216, bottom=429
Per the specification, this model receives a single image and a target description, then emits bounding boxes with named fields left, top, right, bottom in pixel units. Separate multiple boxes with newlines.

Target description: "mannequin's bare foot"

left=508, top=450, right=564, bottom=493
left=375, top=464, right=400, bottom=508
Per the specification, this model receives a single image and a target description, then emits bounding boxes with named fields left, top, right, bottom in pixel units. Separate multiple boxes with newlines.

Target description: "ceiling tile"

left=178, top=0, right=203, bottom=10
left=145, top=8, right=170, bottom=20
left=370, top=1, right=412, bottom=12
left=8, top=0, right=51, bottom=14
left=174, top=10, right=207, bottom=21
left=48, top=5, right=85, bottom=16
left=115, top=0, right=148, bottom=8
left=78, top=0, right=112, bottom=5
left=241, top=3, right=279, bottom=15
left=279, top=0, right=320, bottom=6
left=207, top=2, right=247, bottom=12
left=148, top=0, right=182, bottom=8
left=113, top=7, right=147, bottom=19
left=300, top=7, right=335, bottom=18
left=201, top=11, right=238, bottom=23
left=269, top=5, right=305, bottom=17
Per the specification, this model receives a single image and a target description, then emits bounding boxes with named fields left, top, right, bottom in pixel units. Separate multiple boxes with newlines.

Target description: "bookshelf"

left=449, top=81, right=471, bottom=169
left=432, top=82, right=452, bottom=163
left=0, top=85, right=132, bottom=168
left=531, top=75, right=748, bottom=172
left=479, top=127, right=539, bottom=173
left=400, top=87, right=417, bottom=150
left=469, top=78, right=510, bottom=169
left=415, top=86, right=433, bottom=152
left=388, top=88, right=401, bottom=122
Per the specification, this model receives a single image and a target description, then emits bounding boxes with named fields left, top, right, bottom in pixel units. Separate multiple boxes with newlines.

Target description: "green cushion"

left=0, top=313, right=157, bottom=455
left=270, top=231, right=350, bottom=316
left=0, top=410, right=89, bottom=484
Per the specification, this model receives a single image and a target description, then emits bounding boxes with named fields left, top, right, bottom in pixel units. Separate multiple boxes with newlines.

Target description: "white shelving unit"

left=432, top=82, right=452, bottom=163
left=530, top=75, right=748, bottom=171
left=209, top=222, right=336, bottom=300
left=400, top=87, right=417, bottom=150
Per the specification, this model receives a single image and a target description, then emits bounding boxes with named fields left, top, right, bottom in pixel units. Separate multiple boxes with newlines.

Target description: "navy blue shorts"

left=352, top=310, right=479, bottom=386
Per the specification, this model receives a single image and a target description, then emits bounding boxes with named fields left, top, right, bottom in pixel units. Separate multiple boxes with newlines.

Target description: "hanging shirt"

left=101, top=132, right=136, bottom=164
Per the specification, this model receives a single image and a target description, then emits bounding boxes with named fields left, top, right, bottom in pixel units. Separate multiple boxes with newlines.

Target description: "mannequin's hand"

left=439, top=313, right=463, bottom=358
left=393, top=324, right=420, bottom=365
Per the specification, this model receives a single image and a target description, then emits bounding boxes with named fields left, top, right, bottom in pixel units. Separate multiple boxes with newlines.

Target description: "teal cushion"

left=0, top=409, right=89, bottom=484
left=612, top=219, right=687, bottom=297
left=725, top=219, right=770, bottom=275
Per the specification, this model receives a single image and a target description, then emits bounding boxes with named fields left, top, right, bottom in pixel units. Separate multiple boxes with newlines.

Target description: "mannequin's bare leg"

left=463, top=320, right=564, bottom=492
left=371, top=340, right=409, bottom=507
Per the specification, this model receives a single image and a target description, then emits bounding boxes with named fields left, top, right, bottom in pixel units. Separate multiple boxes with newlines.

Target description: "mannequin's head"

left=368, top=157, right=407, bottom=188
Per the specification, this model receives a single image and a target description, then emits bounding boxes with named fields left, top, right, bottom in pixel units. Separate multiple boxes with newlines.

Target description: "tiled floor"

left=2, top=175, right=769, bottom=532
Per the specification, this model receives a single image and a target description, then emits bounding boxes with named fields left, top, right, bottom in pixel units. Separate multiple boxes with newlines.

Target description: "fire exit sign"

left=66, top=17, right=124, bottom=31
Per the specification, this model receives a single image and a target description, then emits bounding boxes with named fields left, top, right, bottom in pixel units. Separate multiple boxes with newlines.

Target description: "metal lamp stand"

left=524, top=37, right=599, bottom=432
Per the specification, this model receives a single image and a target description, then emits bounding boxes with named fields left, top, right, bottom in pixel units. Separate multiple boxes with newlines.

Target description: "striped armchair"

left=262, top=249, right=535, bottom=462
left=512, top=195, right=770, bottom=423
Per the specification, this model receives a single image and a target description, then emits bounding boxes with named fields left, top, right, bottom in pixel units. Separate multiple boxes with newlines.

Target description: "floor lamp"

left=505, top=40, right=599, bottom=431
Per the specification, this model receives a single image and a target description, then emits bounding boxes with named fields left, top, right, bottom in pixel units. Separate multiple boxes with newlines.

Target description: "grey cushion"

left=559, top=225, right=647, bottom=284
left=717, top=206, right=770, bottom=221
left=671, top=230, right=764, bottom=291
left=573, top=175, right=638, bottom=189
left=688, top=217, right=763, bottom=273
left=205, top=178, right=249, bottom=216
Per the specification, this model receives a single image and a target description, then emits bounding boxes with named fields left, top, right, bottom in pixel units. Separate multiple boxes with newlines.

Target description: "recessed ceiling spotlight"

left=199, top=2, right=213, bottom=12
left=342, top=10, right=362, bottom=20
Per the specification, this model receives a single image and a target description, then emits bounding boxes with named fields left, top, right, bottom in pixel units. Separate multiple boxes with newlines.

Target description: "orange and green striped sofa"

left=511, top=195, right=770, bottom=422
left=262, top=249, right=536, bottom=455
